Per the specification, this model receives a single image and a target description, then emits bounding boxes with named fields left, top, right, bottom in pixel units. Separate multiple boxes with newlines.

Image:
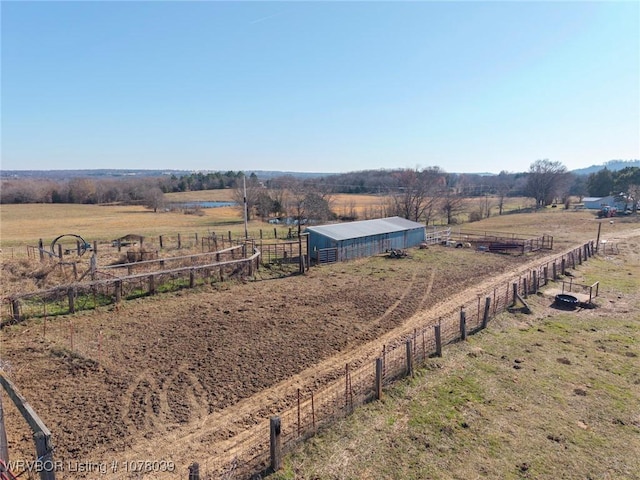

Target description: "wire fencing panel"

left=2, top=253, right=259, bottom=323
left=2, top=241, right=596, bottom=479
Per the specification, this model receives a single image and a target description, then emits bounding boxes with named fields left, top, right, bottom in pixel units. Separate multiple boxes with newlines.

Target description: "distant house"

left=583, top=196, right=628, bottom=211
left=305, top=216, right=426, bottom=264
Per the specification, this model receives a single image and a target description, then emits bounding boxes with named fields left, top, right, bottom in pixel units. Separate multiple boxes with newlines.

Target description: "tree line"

left=2, top=162, right=638, bottom=224
left=0, top=171, right=245, bottom=205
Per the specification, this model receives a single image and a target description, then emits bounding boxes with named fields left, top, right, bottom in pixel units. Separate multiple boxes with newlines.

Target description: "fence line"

left=3, top=240, right=597, bottom=479
left=2, top=250, right=261, bottom=325
left=17, top=228, right=306, bottom=261
left=200, top=240, right=596, bottom=478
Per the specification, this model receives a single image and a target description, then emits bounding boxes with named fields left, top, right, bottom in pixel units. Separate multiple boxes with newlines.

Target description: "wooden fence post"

left=0, top=395, right=8, bottom=463
left=67, top=288, right=76, bottom=314
left=435, top=325, right=442, bottom=357
left=482, top=296, right=491, bottom=329
left=523, top=278, right=528, bottom=298
left=532, top=270, right=538, bottom=293
left=375, top=358, right=383, bottom=400
left=58, top=244, right=63, bottom=259
left=459, top=309, right=467, bottom=340
left=561, top=258, right=566, bottom=275
left=188, top=463, right=200, bottom=480
left=512, top=282, right=518, bottom=304
left=270, top=416, right=282, bottom=472
left=493, top=288, right=497, bottom=316
left=11, top=299, right=20, bottom=322
left=115, top=280, right=122, bottom=303
left=148, top=275, right=156, bottom=295
left=38, top=239, right=44, bottom=262
left=159, top=235, right=163, bottom=249
left=406, top=340, right=413, bottom=377
left=297, top=388, right=301, bottom=437
left=34, top=431, right=56, bottom=480
left=552, top=262, right=557, bottom=280
left=178, top=233, right=182, bottom=249
left=194, top=233, right=198, bottom=247
left=93, top=240, right=98, bottom=255
left=0, top=375, right=55, bottom=480
left=544, top=266, right=548, bottom=285
left=189, top=269, right=195, bottom=288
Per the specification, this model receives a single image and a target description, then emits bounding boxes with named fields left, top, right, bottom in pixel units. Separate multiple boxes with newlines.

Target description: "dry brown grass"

left=0, top=203, right=243, bottom=247
left=1, top=194, right=635, bottom=253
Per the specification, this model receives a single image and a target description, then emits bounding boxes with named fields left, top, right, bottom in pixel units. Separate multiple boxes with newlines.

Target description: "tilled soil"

left=3, top=232, right=637, bottom=478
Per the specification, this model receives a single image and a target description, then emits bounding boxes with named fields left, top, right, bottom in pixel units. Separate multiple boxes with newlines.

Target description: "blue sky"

left=1, top=1, right=639, bottom=174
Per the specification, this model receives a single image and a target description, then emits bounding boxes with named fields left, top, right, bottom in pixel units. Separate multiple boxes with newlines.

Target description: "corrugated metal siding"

left=306, top=216, right=426, bottom=241
left=307, top=217, right=426, bottom=262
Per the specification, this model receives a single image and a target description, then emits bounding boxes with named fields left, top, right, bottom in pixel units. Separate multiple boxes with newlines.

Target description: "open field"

left=0, top=203, right=243, bottom=248
left=271, top=235, right=640, bottom=480
left=0, top=192, right=538, bottom=248
left=0, top=206, right=638, bottom=479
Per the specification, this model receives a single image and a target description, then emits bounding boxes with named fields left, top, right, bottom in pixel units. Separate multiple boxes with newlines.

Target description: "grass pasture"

left=0, top=197, right=639, bottom=479
left=0, top=192, right=598, bottom=250
left=271, top=237, right=640, bottom=480
left=0, top=203, right=243, bottom=248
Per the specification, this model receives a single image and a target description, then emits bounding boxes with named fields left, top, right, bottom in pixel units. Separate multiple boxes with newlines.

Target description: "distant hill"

left=0, top=169, right=184, bottom=179
left=571, top=160, right=640, bottom=176
left=0, top=169, right=336, bottom=181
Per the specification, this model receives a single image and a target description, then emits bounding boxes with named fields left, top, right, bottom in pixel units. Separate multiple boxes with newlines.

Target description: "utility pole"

left=243, top=175, right=248, bottom=239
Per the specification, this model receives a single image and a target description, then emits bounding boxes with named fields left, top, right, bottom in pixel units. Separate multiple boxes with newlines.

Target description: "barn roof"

left=305, top=217, right=425, bottom=241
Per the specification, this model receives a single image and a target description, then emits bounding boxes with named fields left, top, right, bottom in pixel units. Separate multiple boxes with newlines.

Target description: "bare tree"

left=232, top=173, right=262, bottom=221
left=479, top=194, right=495, bottom=219
left=526, top=159, right=570, bottom=208
left=391, top=167, right=444, bottom=223
left=279, top=179, right=335, bottom=273
left=440, top=190, right=465, bottom=225
left=143, top=187, right=166, bottom=213
left=489, top=171, right=517, bottom=215
left=67, top=178, right=97, bottom=204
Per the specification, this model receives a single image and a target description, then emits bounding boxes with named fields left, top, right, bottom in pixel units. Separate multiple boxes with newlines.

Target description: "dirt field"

left=0, top=209, right=638, bottom=479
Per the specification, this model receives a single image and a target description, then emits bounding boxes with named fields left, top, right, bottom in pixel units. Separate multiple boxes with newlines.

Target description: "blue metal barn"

left=306, top=216, right=426, bottom=263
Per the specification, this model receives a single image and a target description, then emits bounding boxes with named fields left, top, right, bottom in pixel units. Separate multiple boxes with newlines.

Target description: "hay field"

left=0, top=193, right=622, bottom=252
left=0, top=203, right=243, bottom=248
left=0, top=192, right=388, bottom=247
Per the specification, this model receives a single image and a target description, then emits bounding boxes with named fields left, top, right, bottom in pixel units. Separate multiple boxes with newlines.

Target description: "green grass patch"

left=272, top=268, right=640, bottom=479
